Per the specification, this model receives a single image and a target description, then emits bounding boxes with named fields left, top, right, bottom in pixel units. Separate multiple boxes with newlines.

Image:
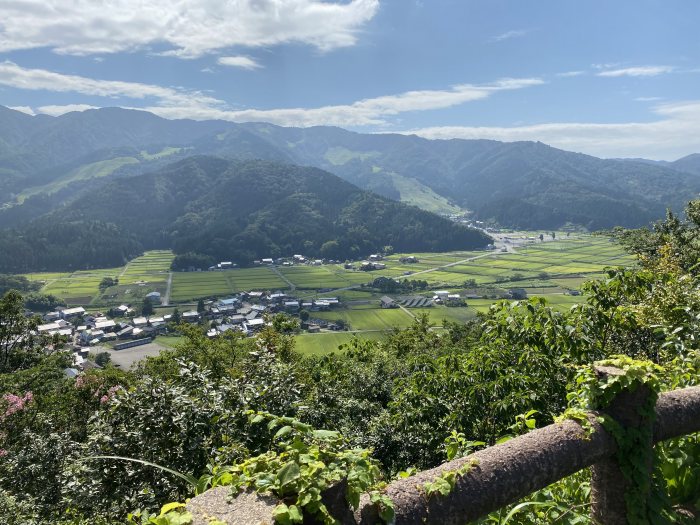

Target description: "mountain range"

left=1, top=105, right=699, bottom=234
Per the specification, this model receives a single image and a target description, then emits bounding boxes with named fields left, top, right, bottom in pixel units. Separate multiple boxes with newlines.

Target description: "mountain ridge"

left=1, top=106, right=699, bottom=230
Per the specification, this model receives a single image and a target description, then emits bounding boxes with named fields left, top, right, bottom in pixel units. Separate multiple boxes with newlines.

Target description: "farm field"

left=313, top=307, right=415, bottom=331
left=170, top=268, right=289, bottom=302
left=40, top=267, right=123, bottom=305
left=294, top=331, right=387, bottom=356
left=20, top=235, right=635, bottom=337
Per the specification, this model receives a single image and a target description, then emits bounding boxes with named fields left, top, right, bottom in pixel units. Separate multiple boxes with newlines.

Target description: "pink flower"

left=99, top=385, right=121, bottom=405
left=0, top=449, right=7, bottom=457
left=2, top=392, right=33, bottom=419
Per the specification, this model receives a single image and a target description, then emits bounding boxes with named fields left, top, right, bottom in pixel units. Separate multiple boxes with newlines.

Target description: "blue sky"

left=1, top=0, right=699, bottom=159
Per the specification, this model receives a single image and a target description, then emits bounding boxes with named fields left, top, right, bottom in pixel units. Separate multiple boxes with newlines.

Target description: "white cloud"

left=556, top=71, right=585, bottom=78
left=635, top=96, right=663, bottom=102
left=1, top=62, right=544, bottom=127
left=400, top=100, right=700, bottom=160
left=217, top=56, right=262, bottom=70
left=36, top=104, right=99, bottom=116
left=597, top=65, right=675, bottom=77
left=138, top=77, right=545, bottom=127
left=489, top=29, right=529, bottom=43
left=0, top=0, right=379, bottom=58
left=8, top=105, right=35, bottom=115
left=0, top=61, right=224, bottom=108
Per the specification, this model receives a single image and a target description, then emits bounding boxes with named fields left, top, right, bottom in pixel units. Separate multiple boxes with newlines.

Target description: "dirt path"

left=162, top=272, right=173, bottom=305
left=270, top=266, right=296, bottom=291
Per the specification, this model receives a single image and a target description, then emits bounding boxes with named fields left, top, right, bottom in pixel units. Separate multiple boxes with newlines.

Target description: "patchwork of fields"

left=21, top=234, right=636, bottom=356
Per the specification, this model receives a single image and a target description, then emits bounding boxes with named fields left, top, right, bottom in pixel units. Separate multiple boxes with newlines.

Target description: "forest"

left=0, top=157, right=490, bottom=273
left=0, top=202, right=700, bottom=524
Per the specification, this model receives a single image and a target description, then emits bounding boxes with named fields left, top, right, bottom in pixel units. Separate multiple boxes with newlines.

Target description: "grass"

left=154, top=335, right=185, bottom=349
left=387, top=172, right=464, bottom=215
left=294, top=331, right=387, bottom=356
left=324, top=147, right=380, bottom=166
left=140, top=147, right=185, bottom=160
left=313, top=307, right=414, bottom=331
left=18, top=157, right=140, bottom=203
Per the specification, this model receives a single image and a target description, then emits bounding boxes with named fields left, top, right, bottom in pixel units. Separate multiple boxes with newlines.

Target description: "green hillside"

left=0, top=156, right=491, bottom=272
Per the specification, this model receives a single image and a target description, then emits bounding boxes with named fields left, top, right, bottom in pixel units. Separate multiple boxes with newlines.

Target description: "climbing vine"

left=202, top=411, right=394, bottom=524
left=568, top=356, right=669, bottom=524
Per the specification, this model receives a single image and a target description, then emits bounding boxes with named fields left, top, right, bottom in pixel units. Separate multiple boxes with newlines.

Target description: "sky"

left=1, top=0, right=699, bottom=160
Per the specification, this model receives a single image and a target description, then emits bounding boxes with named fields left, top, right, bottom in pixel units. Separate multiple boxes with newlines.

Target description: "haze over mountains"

left=1, top=105, right=699, bottom=240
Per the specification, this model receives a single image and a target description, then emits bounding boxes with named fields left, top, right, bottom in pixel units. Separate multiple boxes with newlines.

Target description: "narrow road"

left=119, top=260, right=131, bottom=278
left=398, top=303, right=416, bottom=319
left=270, top=265, right=296, bottom=291
left=162, top=272, right=173, bottom=306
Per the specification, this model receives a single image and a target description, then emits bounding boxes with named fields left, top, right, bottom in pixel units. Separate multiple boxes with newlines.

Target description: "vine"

left=204, top=411, right=394, bottom=525
left=569, top=356, right=668, bottom=524
left=422, top=460, right=478, bottom=499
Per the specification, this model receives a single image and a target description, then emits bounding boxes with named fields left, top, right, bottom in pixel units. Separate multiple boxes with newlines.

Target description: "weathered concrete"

left=590, top=366, right=654, bottom=524
left=187, top=487, right=279, bottom=525
left=356, top=417, right=615, bottom=525
left=654, top=386, right=700, bottom=442
left=187, top=384, right=700, bottom=525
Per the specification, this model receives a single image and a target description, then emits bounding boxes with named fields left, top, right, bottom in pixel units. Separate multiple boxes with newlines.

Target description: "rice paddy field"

left=294, top=331, right=387, bottom=357
left=19, top=234, right=637, bottom=355
left=170, top=268, right=289, bottom=302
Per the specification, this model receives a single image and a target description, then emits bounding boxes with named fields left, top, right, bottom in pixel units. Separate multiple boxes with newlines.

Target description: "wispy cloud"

left=489, top=29, right=530, bottom=43
left=556, top=71, right=585, bottom=78
left=217, top=56, right=262, bottom=70
left=7, top=105, right=35, bottom=115
left=136, top=78, right=545, bottom=127
left=635, top=96, right=663, bottom=102
left=0, top=0, right=379, bottom=58
left=0, top=61, right=224, bottom=108
left=399, top=100, right=700, bottom=160
left=2, top=62, right=544, bottom=127
left=36, top=104, right=99, bottom=116
left=597, top=65, right=675, bottom=77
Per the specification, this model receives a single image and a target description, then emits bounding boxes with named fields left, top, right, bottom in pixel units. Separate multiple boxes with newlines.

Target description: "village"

left=33, top=286, right=351, bottom=372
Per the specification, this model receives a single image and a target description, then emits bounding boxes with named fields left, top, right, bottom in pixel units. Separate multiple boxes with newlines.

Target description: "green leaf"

left=160, top=502, right=186, bottom=515
left=275, top=425, right=293, bottom=439
left=272, top=504, right=292, bottom=525
left=288, top=504, right=303, bottom=523
left=276, top=461, right=301, bottom=489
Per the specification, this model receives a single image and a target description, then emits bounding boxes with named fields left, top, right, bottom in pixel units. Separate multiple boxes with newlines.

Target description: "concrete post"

left=590, top=366, right=654, bottom=524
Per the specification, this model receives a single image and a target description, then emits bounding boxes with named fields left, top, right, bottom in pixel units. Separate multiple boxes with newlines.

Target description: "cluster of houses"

left=205, top=291, right=341, bottom=337
left=35, top=305, right=201, bottom=348
left=198, top=253, right=394, bottom=273
left=32, top=289, right=343, bottom=366
left=203, top=254, right=343, bottom=272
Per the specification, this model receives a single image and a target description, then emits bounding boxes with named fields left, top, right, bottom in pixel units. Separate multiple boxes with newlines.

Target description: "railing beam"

left=186, top=385, right=700, bottom=525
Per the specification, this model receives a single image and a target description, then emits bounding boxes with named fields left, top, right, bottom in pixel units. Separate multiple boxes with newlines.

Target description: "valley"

left=20, top=232, right=634, bottom=357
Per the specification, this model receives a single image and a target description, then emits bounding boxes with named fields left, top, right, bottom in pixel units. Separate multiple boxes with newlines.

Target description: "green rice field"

left=20, top=234, right=635, bottom=327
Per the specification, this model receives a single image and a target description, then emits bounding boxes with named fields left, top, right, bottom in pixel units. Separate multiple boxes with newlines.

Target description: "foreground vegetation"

left=1, top=204, right=700, bottom=523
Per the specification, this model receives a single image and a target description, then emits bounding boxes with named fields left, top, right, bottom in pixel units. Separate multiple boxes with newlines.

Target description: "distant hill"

left=671, top=153, right=700, bottom=176
left=0, top=157, right=491, bottom=272
left=1, top=106, right=699, bottom=230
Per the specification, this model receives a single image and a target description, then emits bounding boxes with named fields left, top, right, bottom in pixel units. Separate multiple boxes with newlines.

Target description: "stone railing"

left=188, top=368, right=700, bottom=525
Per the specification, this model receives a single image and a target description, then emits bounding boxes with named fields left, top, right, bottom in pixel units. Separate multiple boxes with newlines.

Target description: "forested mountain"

left=1, top=106, right=699, bottom=230
left=671, top=153, right=700, bottom=176
left=0, top=157, right=491, bottom=272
